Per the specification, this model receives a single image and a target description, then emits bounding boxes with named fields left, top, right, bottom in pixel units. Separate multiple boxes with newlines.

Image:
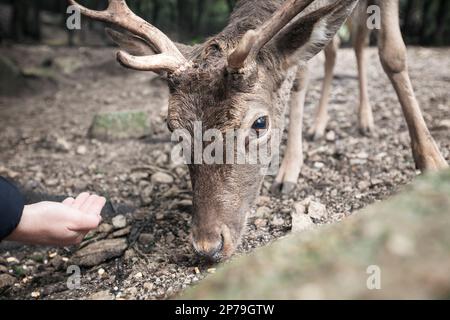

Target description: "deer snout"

left=191, top=225, right=234, bottom=261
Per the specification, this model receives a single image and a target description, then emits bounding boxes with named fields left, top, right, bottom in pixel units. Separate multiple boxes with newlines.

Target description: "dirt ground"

left=0, top=44, right=449, bottom=300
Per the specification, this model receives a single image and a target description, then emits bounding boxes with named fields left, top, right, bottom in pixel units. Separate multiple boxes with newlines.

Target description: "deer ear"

left=273, top=0, right=356, bottom=67
left=105, top=28, right=157, bottom=56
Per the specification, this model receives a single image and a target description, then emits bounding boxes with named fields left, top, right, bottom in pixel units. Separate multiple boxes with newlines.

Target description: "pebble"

left=255, top=206, right=271, bottom=218
left=326, top=130, right=336, bottom=142
left=0, top=265, right=8, bottom=273
left=76, top=145, right=87, bottom=155
left=98, top=223, right=114, bottom=234
left=254, top=218, right=268, bottom=228
left=271, top=216, right=284, bottom=226
left=140, top=184, right=154, bottom=206
left=151, top=172, right=174, bottom=184
left=112, top=226, right=131, bottom=238
left=291, top=203, right=314, bottom=233
left=0, top=274, right=16, bottom=289
left=138, top=233, right=155, bottom=245
left=71, top=238, right=128, bottom=267
left=112, top=215, right=127, bottom=229
left=6, top=257, right=19, bottom=264
left=89, top=290, right=115, bottom=300
left=143, top=282, right=154, bottom=292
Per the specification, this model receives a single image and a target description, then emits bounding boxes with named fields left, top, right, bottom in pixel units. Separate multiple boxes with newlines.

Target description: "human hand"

left=6, top=193, right=106, bottom=246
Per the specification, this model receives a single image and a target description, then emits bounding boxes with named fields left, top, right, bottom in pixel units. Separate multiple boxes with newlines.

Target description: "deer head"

left=70, top=0, right=358, bottom=261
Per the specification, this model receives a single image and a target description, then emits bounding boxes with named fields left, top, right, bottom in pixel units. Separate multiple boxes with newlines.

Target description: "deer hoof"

left=307, top=129, right=325, bottom=141
left=270, top=181, right=296, bottom=195
left=358, top=124, right=376, bottom=137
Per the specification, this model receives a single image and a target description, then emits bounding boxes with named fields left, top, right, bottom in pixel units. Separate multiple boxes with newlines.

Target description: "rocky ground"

left=0, top=44, right=449, bottom=300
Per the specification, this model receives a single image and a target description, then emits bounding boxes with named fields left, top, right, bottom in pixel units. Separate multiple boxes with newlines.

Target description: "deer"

left=68, top=0, right=447, bottom=262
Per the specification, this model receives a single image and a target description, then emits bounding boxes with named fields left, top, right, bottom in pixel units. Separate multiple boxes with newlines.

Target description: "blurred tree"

left=0, top=0, right=448, bottom=46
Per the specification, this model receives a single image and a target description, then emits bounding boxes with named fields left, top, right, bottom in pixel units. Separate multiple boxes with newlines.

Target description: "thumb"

left=68, top=209, right=102, bottom=232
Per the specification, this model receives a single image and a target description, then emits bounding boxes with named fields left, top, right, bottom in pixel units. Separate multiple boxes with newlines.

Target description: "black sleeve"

left=0, top=176, right=25, bottom=241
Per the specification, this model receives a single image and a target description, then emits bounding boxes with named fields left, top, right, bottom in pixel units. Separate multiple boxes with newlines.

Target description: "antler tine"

left=228, top=0, right=316, bottom=70
left=68, top=0, right=187, bottom=72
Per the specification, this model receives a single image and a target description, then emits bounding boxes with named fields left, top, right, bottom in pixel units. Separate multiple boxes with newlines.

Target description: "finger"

left=79, top=195, right=99, bottom=214
left=62, top=197, right=75, bottom=206
left=68, top=210, right=101, bottom=232
left=87, top=197, right=107, bottom=217
left=71, top=192, right=90, bottom=210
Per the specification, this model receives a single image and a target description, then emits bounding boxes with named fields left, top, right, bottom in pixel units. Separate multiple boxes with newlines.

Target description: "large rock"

left=183, top=170, right=450, bottom=299
left=71, top=238, right=128, bottom=267
left=88, top=111, right=151, bottom=141
left=0, top=56, right=26, bottom=96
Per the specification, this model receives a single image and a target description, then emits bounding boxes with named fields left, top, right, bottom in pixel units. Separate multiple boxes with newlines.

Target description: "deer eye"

left=251, top=116, right=269, bottom=136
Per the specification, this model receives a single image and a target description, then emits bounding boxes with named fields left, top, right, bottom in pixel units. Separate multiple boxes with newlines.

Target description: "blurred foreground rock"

left=183, top=170, right=450, bottom=299
left=88, top=111, right=151, bottom=141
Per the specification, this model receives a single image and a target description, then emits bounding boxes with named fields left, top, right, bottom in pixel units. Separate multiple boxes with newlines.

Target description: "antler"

left=68, top=0, right=187, bottom=73
left=228, top=0, right=316, bottom=70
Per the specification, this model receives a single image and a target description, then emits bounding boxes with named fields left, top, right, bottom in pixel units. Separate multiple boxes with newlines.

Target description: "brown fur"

left=76, top=0, right=359, bottom=260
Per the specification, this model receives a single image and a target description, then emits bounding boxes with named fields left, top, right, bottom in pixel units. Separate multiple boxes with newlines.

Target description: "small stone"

left=0, top=274, right=16, bottom=289
left=271, top=216, right=284, bottom=226
left=358, top=180, right=371, bottom=191
left=98, top=268, right=106, bottom=276
left=45, top=179, right=59, bottom=187
left=151, top=172, right=174, bottom=184
left=308, top=201, right=328, bottom=220
left=207, top=268, right=216, bottom=274
left=50, top=256, right=65, bottom=271
left=256, top=196, right=271, bottom=207
left=134, top=272, right=143, bottom=279
left=89, top=290, right=115, bottom=300
left=314, top=162, right=325, bottom=169
left=166, top=233, right=175, bottom=243
left=98, top=223, right=114, bottom=234
left=255, top=206, right=271, bottom=218
left=71, top=238, right=128, bottom=267
left=6, top=257, right=19, bottom=264
left=326, top=130, right=336, bottom=142
left=31, top=291, right=41, bottom=299
left=291, top=207, right=314, bottom=233
left=76, top=145, right=87, bottom=155
left=112, top=226, right=131, bottom=238
left=143, top=282, right=153, bottom=292
left=194, top=267, right=201, bottom=274
left=55, top=137, right=71, bottom=152
left=140, top=184, right=154, bottom=206
left=112, top=215, right=127, bottom=229
left=0, top=265, right=8, bottom=273
left=438, top=119, right=450, bottom=129
left=254, top=218, right=268, bottom=228
left=124, top=249, right=136, bottom=261
left=356, top=151, right=369, bottom=159
left=138, top=233, right=155, bottom=245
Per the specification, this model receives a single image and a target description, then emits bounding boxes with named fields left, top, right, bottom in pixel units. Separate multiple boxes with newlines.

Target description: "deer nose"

left=192, top=234, right=224, bottom=261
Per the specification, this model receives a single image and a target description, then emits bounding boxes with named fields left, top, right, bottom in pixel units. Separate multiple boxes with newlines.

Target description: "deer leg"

left=378, top=1, right=448, bottom=171
left=353, top=16, right=374, bottom=136
left=307, top=35, right=339, bottom=141
left=271, top=66, right=309, bottom=195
